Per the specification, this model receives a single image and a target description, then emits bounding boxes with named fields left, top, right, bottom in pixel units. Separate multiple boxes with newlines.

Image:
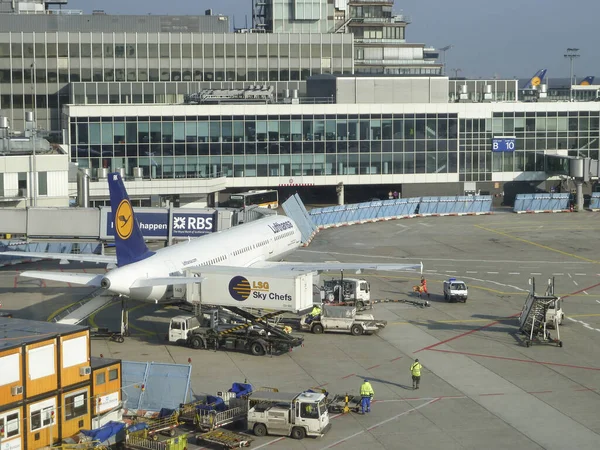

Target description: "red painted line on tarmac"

left=366, top=364, right=381, bottom=370
left=390, top=356, right=403, bottom=362
left=562, top=281, right=600, bottom=298
left=479, top=393, right=504, bottom=397
left=430, top=348, right=600, bottom=371
left=415, top=314, right=519, bottom=353
left=340, top=373, right=355, bottom=379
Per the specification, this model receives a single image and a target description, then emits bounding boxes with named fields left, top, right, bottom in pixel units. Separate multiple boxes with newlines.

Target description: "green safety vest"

left=360, top=382, right=374, bottom=397
left=410, top=362, right=422, bottom=376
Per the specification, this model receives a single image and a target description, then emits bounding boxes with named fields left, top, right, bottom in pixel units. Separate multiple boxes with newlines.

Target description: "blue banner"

left=106, top=211, right=169, bottom=238
left=105, top=210, right=218, bottom=238
left=171, top=212, right=218, bottom=237
left=492, top=138, right=516, bottom=152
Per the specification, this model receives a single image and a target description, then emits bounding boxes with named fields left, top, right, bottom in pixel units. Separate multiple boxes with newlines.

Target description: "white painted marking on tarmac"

left=396, top=223, right=409, bottom=228
left=575, top=273, right=587, bottom=276
left=573, top=280, right=579, bottom=286
left=297, top=250, right=594, bottom=265
left=466, top=271, right=478, bottom=274
left=419, top=222, right=433, bottom=227
left=567, top=317, right=600, bottom=332
left=319, top=399, right=439, bottom=450
left=509, top=272, right=520, bottom=275
left=596, top=300, right=600, bottom=304
left=582, top=291, right=588, bottom=295
left=552, top=273, right=564, bottom=276
left=531, top=273, right=542, bottom=275
left=446, top=270, right=457, bottom=273
left=487, top=271, right=499, bottom=274
left=568, top=273, right=573, bottom=279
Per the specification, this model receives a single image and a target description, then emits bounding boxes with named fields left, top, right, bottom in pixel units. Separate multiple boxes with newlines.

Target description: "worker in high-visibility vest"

left=410, top=359, right=423, bottom=390
left=306, top=305, right=321, bottom=324
left=360, top=379, right=374, bottom=414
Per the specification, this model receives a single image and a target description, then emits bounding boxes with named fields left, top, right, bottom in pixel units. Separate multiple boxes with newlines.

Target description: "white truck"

left=319, top=277, right=371, bottom=310
left=248, top=391, right=331, bottom=440
left=300, top=305, right=387, bottom=336
left=443, top=278, right=468, bottom=303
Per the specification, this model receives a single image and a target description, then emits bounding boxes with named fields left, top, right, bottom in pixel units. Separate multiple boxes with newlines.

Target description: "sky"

left=69, top=0, right=600, bottom=79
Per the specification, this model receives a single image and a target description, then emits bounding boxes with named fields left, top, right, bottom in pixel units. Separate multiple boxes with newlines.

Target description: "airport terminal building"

left=0, top=0, right=599, bottom=207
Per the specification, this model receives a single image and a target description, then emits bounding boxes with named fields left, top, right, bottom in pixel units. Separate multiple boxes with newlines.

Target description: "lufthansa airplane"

left=521, top=69, right=548, bottom=89
left=6, top=173, right=422, bottom=302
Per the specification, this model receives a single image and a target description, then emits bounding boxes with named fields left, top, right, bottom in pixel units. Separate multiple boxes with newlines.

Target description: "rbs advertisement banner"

left=102, top=207, right=218, bottom=240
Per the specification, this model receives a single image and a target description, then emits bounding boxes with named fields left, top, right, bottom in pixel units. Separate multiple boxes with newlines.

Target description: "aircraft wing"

left=1, top=251, right=117, bottom=265
left=20, top=271, right=104, bottom=286
left=185, top=261, right=422, bottom=276
left=130, top=276, right=205, bottom=288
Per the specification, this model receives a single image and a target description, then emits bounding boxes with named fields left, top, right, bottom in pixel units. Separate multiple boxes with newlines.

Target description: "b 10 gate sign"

left=492, top=138, right=516, bottom=152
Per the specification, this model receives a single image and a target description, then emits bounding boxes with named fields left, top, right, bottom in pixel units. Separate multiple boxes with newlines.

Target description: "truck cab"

left=443, top=278, right=468, bottom=303
left=168, top=315, right=202, bottom=344
left=545, top=297, right=565, bottom=327
left=248, top=391, right=330, bottom=440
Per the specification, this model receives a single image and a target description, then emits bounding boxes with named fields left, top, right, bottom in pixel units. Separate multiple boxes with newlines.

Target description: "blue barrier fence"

left=309, top=196, right=492, bottom=229
left=590, top=193, right=600, bottom=210
left=513, top=193, right=570, bottom=212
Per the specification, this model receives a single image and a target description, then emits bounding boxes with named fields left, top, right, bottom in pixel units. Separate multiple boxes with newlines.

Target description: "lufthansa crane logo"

left=531, top=76, right=541, bottom=87
left=229, top=276, right=251, bottom=301
left=115, top=199, right=134, bottom=240
left=581, top=80, right=590, bottom=86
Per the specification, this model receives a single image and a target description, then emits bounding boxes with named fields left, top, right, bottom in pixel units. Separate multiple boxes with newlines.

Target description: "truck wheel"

left=291, top=427, right=306, bottom=440
left=251, top=342, right=265, bottom=356
left=350, top=324, right=363, bottom=336
left=312, top=323, right=324, bottom=334
left=190, top=337, right=203, bottom=349
left=356, top=301, right=364, bottom=310
left=253, top=423, right=267, bottom=437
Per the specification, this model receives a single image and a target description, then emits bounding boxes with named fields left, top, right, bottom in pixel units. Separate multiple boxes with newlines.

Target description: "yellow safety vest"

left=410, top=362, right=422, bottom=377
left=360, top=382, right=374, bottom=397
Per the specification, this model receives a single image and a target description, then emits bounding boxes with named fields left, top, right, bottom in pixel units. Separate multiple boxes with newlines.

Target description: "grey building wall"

left=0, top=30, right=353, bottom=132
left=0, top=14, right=230, bottom=33
left=307, top=75, right=449, bottom=104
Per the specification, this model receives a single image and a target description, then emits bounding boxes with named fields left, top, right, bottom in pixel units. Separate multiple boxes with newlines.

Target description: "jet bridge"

left=174, top=269, right=315, bottom=314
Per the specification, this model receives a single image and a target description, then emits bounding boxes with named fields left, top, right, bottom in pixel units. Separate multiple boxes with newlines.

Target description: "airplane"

left=521, top=69, right=548, bottom=89
left=5, top=173, right=422, bottom=302
left=579, top=76, right=595, bottom=86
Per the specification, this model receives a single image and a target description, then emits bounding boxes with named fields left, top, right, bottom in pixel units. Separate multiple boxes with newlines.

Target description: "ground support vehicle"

left=168, top=306, right=304, bottom=356
left=195, top=429, right=253, bottom=449
left=443, top=278, right=468, bottom=303
left=300, top=305, right=387, bottom=336
left=248, top=391, right=330, bottom=440
left=518, top=277, right=564, bottom=348
left=130, top=409, right=181, bottom=441
left=125, top=433, right=188, bottom=450
left=318, top=277, right=372, bottom=310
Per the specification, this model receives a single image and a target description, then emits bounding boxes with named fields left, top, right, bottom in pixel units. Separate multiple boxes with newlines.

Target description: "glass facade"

left=459, top=111, right=600, bottom=182
left=69, top=113, right=459, bottom=179
left=0, top=31, right=353, bottom=131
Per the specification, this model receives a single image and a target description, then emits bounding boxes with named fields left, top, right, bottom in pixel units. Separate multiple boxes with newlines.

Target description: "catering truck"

left=318, top=277, right=372, bottom=310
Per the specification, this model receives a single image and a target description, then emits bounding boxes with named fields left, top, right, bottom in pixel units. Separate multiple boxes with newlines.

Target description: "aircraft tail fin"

left=107, top=172, right=154, bottom=267
left=580, top=76, right=595, bottom=85
left=522, top=69, right=547, bottom=89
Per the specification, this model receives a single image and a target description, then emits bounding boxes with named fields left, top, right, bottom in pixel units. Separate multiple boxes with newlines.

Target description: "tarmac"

left=2, top=212, right=600, bottom=449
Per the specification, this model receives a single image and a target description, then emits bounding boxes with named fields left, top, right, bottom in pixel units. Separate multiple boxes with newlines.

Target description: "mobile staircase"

left=518, top=277, right=563, bottom=347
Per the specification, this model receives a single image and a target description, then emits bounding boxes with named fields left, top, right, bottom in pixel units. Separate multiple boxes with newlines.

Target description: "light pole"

left=564, top=48, right=580, bottom=101
left=439, top=45, right=453, bottom=76
left=452, top=68, right=462, bottom=79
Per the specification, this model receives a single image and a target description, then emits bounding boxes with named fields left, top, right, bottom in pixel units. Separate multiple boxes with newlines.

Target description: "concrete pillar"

left=576, top=179, right=584, bottom=212
left=336, top=182, right=344, bottom=205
